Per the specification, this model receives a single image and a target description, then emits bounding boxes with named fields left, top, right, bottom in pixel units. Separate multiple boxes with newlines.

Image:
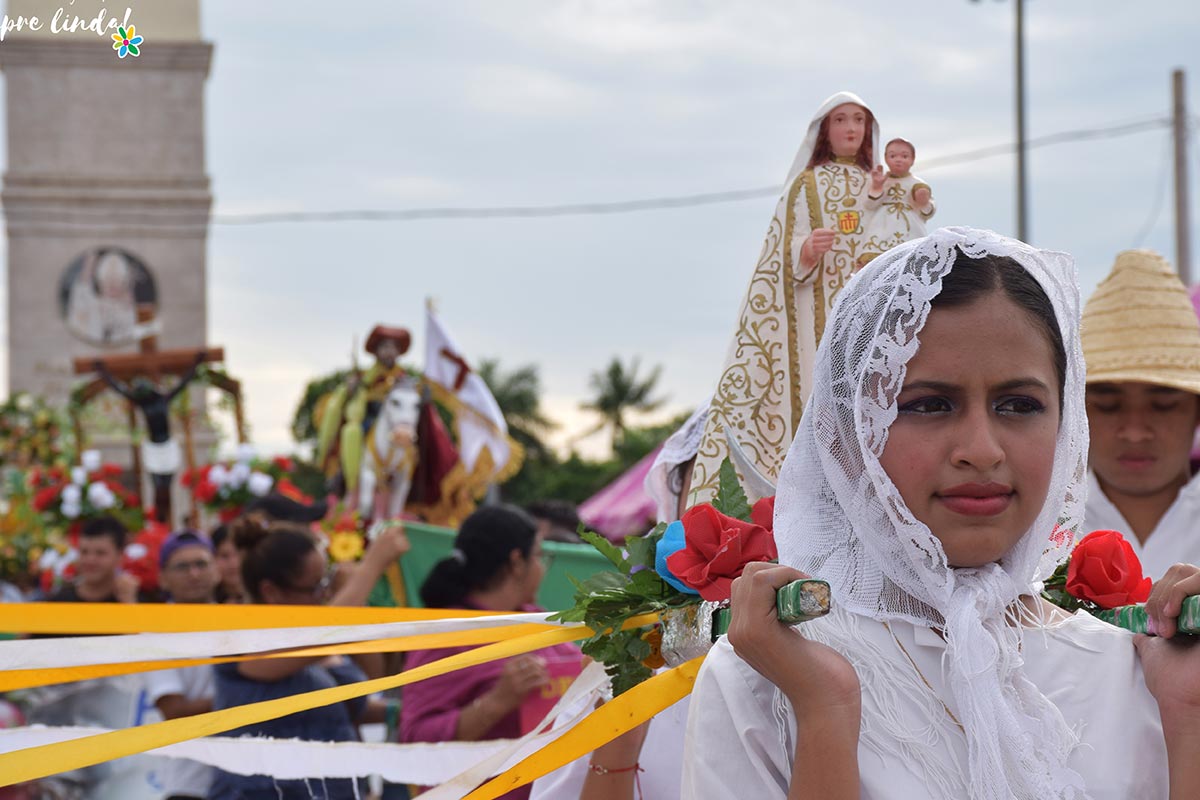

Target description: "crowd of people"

left=8, top=90, right=1200, bottom=800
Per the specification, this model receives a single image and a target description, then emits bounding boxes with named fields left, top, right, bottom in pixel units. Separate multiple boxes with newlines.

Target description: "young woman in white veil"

left=682, top=227, right=1200, bottom=799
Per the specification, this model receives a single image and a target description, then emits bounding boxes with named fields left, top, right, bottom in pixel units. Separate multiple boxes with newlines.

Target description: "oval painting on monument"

left=57, top=247, right=159, bottom=347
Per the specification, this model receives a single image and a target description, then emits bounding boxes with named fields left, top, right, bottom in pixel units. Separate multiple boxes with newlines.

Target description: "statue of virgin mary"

left=688, top=91, right=881, bottom=503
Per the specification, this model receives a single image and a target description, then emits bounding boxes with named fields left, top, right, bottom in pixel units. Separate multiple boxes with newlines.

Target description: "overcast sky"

left=8, top=1, right=1200, bottom=457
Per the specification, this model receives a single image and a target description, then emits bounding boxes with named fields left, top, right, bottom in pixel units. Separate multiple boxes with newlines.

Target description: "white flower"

left=61, top=500, right=81, bottom=519
left=61, top=484, right=82, bottom=505
left=81, top=450, right=102, bottom=472
left=229, top=462, right=251, bottom=487
left=14, top=393, right=32, bottom=411
left=124, top=543, right=148, bottom=561
left=236, top=443, right=257, bottom=464
left=58, top=548, right=78, bottom=572
left=247, top=471, right=274, bottom=497
left=208, top=464, right=230, bottom=487
left=87, top=482, right=115, bottom=510
left=70, top=466, right=87, bottom=486
left=38, top=549, right=59, bottom=570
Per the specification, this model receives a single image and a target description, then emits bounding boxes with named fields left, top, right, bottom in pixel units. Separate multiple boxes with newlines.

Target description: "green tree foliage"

left=579, top=358, right=667, bottom=448
left=290, top=369, right=351, bottom=445
left=476, top=359, right=556, bottom=462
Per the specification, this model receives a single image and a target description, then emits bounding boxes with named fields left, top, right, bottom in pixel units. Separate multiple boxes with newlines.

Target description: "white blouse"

left=683, top=611, right=1166, bottom=799
left=1084, top=470, right=1200, bottom=581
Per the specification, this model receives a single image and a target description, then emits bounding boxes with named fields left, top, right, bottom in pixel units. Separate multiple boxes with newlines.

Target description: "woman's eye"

left=996, top=396, right=1045, bottom=415
left=898, top=396, right=951, bottom=415
left=1152, top=402, right=1182, bottom=412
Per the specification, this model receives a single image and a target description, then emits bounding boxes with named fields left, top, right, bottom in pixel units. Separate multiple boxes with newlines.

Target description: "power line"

left=1131, top=129, right=1174, bottom=248
left=0, top=114, right=1177, bottom=230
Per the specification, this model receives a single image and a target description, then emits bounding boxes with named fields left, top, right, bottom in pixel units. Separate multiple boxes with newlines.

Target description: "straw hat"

left=1080, top=249, right=1200, bottom=394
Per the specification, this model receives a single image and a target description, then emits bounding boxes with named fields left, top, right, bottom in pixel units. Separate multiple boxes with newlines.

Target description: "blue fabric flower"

left=655, top=520, right=699, bottom=595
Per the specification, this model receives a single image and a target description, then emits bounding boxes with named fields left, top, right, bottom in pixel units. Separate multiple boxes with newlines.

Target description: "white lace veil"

left=774, top=227, right=1090, bottom=799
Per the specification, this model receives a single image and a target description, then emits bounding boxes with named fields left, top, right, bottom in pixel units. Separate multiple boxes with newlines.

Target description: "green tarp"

left=369, top=521, right=618, bottom=611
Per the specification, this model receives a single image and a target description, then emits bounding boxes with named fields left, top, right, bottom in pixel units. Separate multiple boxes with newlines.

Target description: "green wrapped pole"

left=1093, top=595, right=1200, bottom=635
left=711, top=579, right=831, bottom=639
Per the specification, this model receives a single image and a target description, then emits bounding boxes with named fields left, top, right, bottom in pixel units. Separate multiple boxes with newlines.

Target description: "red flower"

left=276, top=477, right=312, bottom=504
left=272, top=456, right=294, bottom=472
left=101, top=463, right=124, bottom=478
left=180, top=468, right=196, bottom=489
left=751, top=496, right=775, bottom=532
left=665, top=503, right=778, bottom=602
left=193, top=479, right=218, bottom=504
left=1066, top=529, right=1152, bottom=609
left=32, top=485, right=60, bottom=512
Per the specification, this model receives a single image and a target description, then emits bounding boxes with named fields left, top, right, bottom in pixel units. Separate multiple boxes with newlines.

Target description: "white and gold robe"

left=689, top=156, right=876, bottom=502
left=863, top=171, right=936, bottom=250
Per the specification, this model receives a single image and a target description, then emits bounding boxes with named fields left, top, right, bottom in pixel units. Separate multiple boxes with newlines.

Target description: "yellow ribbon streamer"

left=0, top=623, right=559, bottom=692
left=463, top=656, right=703, bottom=800
left=1, top=601, right=498, bottom=635
left=0, top=625, right=589, bottom=786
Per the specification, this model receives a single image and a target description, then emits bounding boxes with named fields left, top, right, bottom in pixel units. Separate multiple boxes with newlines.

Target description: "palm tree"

left=477, top=359, right=556, bottom=461
left=579, top=357, right=667, bottom=448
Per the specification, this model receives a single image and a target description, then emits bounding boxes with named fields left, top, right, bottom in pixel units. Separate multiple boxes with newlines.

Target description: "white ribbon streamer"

left=0, top=663, right=608, bottom=791
left=0, top=612, right=572, bottom=671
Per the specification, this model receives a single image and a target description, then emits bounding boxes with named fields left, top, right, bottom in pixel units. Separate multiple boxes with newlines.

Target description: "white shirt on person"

left=1084, top=470, right=1200, bottom=581
left=143, top=664, right=214, bottom=798
left=683, top=609, right=1166, bottom=800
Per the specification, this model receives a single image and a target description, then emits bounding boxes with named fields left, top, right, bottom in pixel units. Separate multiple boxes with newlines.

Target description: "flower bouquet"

left=30, top=449, right=143, bottom=536
left=1042, top=528, right=1200, bottom=634
left=320, top=507, right=367, bottom=564
left=182, top=446, right=310, bottom=522
left=0, top=392, right=66, bottom=469
left=0, top=474, right=54, bottom=592
left=552, top=459, right=830, bottom=695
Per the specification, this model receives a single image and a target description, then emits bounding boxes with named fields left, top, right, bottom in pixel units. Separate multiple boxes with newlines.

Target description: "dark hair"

left=210, top=524, right=230, bottom=549
left=81, top=515, right=127, bottom=550
left=420, top=505, right=538, bottom=608
left=933, top=250, right=1067, bottom=404
left=525, top=500, right=581, bottom=531
left=230, top=514, right=317, bottom=602
left=807, top=105, right=875, bottom=173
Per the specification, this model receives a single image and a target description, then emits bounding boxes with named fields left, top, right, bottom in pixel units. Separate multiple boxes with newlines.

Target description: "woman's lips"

left=936, top=483, right=1014, bottom=517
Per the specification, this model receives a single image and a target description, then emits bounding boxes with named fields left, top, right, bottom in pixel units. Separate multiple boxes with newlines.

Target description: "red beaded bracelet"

left=587, top=761, right=642, bottom=776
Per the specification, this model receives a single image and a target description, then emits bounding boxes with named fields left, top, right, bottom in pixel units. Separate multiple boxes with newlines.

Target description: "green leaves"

left=712, top=458, right=752, bottom=522
left=549, top=522, right=697, bottom=695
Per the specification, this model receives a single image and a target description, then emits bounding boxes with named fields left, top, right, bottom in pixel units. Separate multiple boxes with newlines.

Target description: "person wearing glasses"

left=207, top=514, right=410, bottom=800
left=144, top=530, right=221, bottom=800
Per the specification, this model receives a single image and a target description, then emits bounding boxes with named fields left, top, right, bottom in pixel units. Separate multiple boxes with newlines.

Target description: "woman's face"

left=512, top=533, right=547, bottom=606
left=214, top=539, right=243, bottom=589
left=878, top=291, right=1060, bottom=568
left=826, top=103, right=867, bottom=158
left=264, top=549, right=333, bottom=605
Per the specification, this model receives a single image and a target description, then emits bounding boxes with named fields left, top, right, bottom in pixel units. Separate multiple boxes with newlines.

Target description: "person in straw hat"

left=1082, top=250, right=1200, bottom=580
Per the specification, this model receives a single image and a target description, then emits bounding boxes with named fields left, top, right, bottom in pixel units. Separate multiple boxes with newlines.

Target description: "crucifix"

left=71, top=310, right=243, bottom=524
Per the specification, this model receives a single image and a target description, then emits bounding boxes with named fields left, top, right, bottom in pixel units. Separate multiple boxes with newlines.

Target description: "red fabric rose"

left=1066, top=529, right=1152, bottom=609
left=665, top=503, right=778, bottom=602
left=751, top=496, right=775, bottom=532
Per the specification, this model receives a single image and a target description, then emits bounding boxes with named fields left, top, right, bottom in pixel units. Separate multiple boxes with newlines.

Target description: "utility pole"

left=1173, top=68, right=1192, bottom=284
left=1014, top=0, right=1028, bottom=242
